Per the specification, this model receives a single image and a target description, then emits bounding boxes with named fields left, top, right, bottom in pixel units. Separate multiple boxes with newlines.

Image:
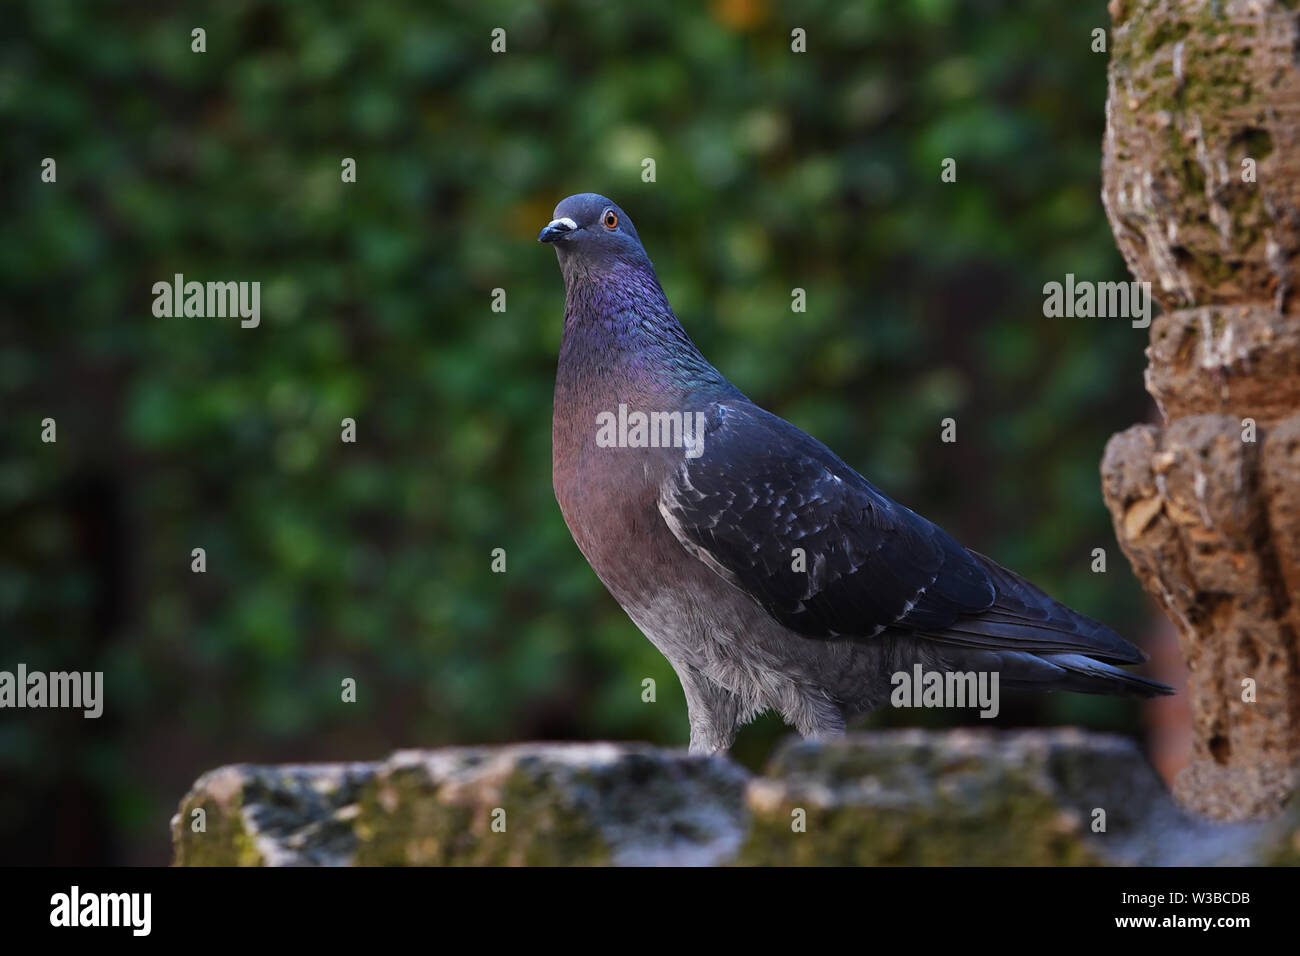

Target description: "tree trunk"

left=1100, top=0, right=1300, bottom=819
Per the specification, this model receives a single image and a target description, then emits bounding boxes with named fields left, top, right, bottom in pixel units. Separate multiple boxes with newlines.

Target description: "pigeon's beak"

left=538, top=217, right=578, bottom=243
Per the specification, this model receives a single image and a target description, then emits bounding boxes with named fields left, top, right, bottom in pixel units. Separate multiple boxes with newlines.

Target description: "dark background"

left=1, top=0, right=1184, bottom=865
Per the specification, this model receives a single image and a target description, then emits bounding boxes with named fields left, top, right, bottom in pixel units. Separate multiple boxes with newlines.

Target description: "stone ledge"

left=171, top=730, right=1296, bottom=866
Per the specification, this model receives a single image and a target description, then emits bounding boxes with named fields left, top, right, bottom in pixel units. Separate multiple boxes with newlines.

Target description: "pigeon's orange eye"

left=603, top=210, right=618, bottom=229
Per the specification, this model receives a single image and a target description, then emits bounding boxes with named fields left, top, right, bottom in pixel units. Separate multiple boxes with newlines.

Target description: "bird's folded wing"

left=919, top=550, right=1145, bottom=662
left=657, top=401, right=1146, bottom=664
left=656, top=400, right=996, bottom=639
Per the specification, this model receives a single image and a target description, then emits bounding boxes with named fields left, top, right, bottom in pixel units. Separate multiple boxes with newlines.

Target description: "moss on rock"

left=173, top=733, right=1279, bottom=866
left=1102, top=0, right=1300, bottom=312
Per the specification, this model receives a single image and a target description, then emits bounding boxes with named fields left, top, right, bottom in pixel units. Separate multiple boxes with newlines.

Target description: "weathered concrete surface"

left=171, top=762, right=376, bottom=866
left=173, top=742, right=750, bottom=866
left=1100, top=0, right=1300, bottom=819
left=742, top=728, right=1273, bottom=865
left=1102, top=416, right=1300, bottom=818
left=1143, top=306, right=1300, bottom=423
left=172, top=731, right=1295, bottom=866
left=352, top=743, right=751, bottom=865
left=1103, top=0, right=1300, bottom=314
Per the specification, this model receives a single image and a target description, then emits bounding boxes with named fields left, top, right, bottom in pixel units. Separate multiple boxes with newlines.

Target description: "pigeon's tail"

left=924, top=646, right=1174, bottom=697
left=914, top=550, right=1174, bottom=697
left=995, top=651, right=1174, bottom=697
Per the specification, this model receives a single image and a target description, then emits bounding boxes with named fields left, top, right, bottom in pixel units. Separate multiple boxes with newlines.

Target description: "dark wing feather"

left=659, top=400, right=1147, bottom=665
left=658, top=401, right=995, bottom=639
left=927, top=551, right=1145, bottom=663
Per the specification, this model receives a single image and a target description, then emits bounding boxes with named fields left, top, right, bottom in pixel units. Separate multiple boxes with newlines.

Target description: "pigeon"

left=540, top=192, right=1173, bottom=754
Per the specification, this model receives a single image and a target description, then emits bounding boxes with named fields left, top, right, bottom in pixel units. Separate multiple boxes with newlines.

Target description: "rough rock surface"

left=1100, top=0, right=1300, bottom=819
left=1103, top=0, right=1300, bottom=314
left=741, top=729, right=1269, bottom=865
left=173, top=742, right=750, bottom=866
left=1143, top=306, right=1300, bottom=423
left=171, top=762, right=376, bottom=866
left=172, top=732, right=1293, bottom=866
left=1102, top=416, right=1300, bottom=818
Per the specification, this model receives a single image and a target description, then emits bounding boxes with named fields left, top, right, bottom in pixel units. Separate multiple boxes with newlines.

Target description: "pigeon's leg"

left=670, top=661, right=741, bottom=754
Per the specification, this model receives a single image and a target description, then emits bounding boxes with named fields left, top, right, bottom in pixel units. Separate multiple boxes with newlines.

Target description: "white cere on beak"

left=549, top=217, right=578, bottom=231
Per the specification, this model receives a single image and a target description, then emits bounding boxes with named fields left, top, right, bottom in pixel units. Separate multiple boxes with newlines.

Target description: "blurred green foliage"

left=1, top=0, right=1154, bottom=863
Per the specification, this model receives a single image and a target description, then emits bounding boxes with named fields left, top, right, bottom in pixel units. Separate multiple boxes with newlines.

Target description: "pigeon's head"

left=537, top=193, right=648, bottom=268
